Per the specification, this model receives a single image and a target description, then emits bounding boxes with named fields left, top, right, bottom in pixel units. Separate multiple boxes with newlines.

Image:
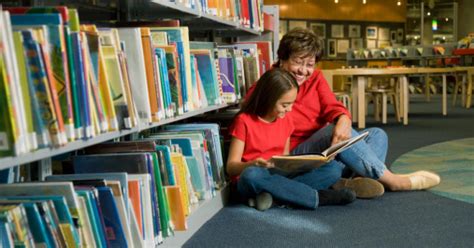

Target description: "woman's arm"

left=226, top=137, right=272, bottom=177
left=331, top=114, right=353, bottom=145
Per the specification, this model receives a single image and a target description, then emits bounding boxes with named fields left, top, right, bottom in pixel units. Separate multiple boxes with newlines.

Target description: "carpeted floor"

left=184, top=191, right=474, bottom=248
left=183, top=95, right=474, bottom=247
left=392, top=138, right=474, bottom=204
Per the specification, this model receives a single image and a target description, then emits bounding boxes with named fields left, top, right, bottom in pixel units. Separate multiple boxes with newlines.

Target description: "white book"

left=117, top=28, right=152, bottom=125
left=128, top=174, right=157, bottom=248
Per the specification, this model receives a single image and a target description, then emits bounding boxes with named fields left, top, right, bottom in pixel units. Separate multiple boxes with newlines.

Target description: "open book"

left=270, top=131, right=369, bottom=173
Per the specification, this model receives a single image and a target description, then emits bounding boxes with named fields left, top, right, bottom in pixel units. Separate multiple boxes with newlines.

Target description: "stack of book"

left=0, top=123, right=225, bottom=247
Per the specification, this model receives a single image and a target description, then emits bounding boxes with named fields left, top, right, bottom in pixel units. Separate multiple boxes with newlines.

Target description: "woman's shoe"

left=402, top=170, right=441, bottom=190
left=333, top=178, right=385, bottom=199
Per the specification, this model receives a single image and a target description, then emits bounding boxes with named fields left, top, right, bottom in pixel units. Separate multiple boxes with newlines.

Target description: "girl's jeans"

left=237, top=125, right=388, bottom=209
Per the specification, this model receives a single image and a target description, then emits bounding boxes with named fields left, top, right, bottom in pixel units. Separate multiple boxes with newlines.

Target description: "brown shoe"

left=333, top=178, right=385, bottom=199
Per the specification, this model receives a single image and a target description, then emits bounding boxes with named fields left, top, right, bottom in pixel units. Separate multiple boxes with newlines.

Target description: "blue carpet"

left=392, top=137, right=474, bottom=204
left=184, top=191, right=474, bottom=248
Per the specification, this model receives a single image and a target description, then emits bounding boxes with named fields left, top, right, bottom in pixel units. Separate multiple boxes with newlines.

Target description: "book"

left=271, top=131, right=369, bottom=173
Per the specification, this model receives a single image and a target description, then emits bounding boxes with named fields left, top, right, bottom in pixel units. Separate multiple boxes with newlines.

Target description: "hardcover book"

left=271, top=131, right=369, bottom=173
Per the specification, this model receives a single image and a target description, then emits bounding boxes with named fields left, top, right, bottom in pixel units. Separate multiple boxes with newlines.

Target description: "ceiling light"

left=397, top=1, right=401, bottom=6
left=427, top=11, right=431, bottom=16
left=335, top=0, right=338, bottom=3
left=363, top=0, right=367, bottom=4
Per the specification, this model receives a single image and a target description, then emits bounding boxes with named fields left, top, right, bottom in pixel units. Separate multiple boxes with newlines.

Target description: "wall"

left=458, top=0, right=474, bottom=38
left=263, top=0, right=407, bottom=23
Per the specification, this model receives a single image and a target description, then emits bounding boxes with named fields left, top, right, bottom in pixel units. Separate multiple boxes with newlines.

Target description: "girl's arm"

left=226, top=137, right=272, bottom=177
left=283, top=137, right=291, bottom=155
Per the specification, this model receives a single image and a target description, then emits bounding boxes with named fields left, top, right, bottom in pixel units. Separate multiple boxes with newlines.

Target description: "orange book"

left=164, top=186, right=187, bottom=231
left=140, top=28, right=160, bottom=122
left=128, top=180, right=143, bottom=236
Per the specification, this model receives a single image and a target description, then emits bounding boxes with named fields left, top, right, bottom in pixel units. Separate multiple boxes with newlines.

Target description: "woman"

left=246, top=28, right=440, bottom=194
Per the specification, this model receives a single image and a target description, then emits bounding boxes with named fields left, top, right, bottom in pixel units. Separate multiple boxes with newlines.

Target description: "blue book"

left=76, top=188, right=108, bottom=248
left=155, top=48, right=173, bottom=117
left=71, top=32, right=92, bottom=139
left=97, top=186, right=128, bottom=248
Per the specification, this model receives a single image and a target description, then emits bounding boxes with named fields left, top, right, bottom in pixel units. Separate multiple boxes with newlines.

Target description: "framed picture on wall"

left=337, top=39, right=350, bottom=53
left=348, top=25, right=361, bottom=38
left=331, top=24, right=344, bottom=38
left=351, top=38, right=364, bottom=49
left=366, top=26, right=378, bottom=39
left=377, top=40, right=391, bottom=48
left=328, top=39, right=337, bottom=57
left=367, top=39, right=377, bottom=48
left=289, top=20, right=307, bottom=31
left=397, top=28, right=404, bottom=42
left=309, top=22, right=326, bottom=39
left=379, top=28, right=390, bottom=41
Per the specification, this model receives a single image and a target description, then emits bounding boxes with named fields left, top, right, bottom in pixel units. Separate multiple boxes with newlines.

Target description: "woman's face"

left=280, top=54, right=316, bottom=85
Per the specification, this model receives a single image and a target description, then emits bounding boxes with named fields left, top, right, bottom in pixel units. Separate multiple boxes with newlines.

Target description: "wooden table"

left=322, top=67, right=474, bottom=128
left=324, top=68, right=416, bottom=128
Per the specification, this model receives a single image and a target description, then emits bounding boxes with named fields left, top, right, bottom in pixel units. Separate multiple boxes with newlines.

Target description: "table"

left=322, top=67, right=474, bottom=128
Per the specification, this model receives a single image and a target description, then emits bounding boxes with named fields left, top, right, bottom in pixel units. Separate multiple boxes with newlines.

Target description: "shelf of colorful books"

left=0, top=103, right=232, bottom=171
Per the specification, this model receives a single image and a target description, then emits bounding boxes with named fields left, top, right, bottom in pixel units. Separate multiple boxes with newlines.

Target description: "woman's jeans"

left=237, top=125, right=388, bottom=209
left=291, top=124, right=388, bottom=181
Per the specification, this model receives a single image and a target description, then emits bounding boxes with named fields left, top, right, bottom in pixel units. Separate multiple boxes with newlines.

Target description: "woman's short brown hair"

left=277, top=27, right=323, bottom=63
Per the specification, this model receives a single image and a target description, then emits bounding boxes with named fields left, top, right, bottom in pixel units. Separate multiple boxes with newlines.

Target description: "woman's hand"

left=331, top=115, right=352, bottom=145
left=252, top=157, right=274, bottom=168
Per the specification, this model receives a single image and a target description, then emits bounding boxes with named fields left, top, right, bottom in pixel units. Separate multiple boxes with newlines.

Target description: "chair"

left=367, top=77, right=401, bottom=124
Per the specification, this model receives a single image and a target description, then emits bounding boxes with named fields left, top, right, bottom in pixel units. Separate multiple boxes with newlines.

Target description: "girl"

left=227, top=68, right=356, bottom=211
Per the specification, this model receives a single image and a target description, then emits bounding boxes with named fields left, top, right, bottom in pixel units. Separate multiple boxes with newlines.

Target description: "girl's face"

left=280, top=54, right=316, bottom=85
left=265, top=87, right=298, bottom=120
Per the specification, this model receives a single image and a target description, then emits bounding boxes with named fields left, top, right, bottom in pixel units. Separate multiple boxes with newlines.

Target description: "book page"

left=321, top=131, right=369, bottom=158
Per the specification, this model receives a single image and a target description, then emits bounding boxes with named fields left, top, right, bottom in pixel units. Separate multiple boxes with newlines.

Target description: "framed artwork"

left=279, top=20, right=288, bottom=40
left=367, top=39, right=377, bottom=48
left=366, top=26, right=378, bottom=39
left=377, top=40, right=391, bottom=48
left=348, top=25, right=361, bottom=38
left=337, top=39, right=350, bottom=53
left=379, top=28, right=390, bottom=41
left=328, top=39, right=337, bottom=57
left=289, top=20, right=307, bottom=31
left=351, top=38, right=364, bottom=49
left=397, top=28, right=404, bottom=42
left=309, top=22, right=326, bottom=39
left=390, top=30, right=397, bottom=43
left=331, top=24, right=344, bottom=38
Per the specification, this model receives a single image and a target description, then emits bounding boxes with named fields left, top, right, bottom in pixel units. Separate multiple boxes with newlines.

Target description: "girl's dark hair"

left=241, top=68, right=298, bottom=117
left=277, top=27, right=323, bottom=65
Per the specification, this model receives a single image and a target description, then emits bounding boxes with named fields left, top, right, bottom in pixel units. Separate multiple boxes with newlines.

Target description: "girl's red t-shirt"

left=229, top=112, right=294, bottom=163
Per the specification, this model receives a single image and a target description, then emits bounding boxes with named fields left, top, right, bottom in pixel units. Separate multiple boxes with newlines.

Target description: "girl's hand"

left=252, top=157, right=274, bottom=168
left=331, top=115, right=352, bottom=145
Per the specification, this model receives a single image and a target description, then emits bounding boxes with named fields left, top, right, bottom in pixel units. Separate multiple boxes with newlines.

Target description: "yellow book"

left=170, top=152, right=191, bottom=216
left=164, top=186, right=187, bottom=231
left=13, top=31, right=38, bottom=151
